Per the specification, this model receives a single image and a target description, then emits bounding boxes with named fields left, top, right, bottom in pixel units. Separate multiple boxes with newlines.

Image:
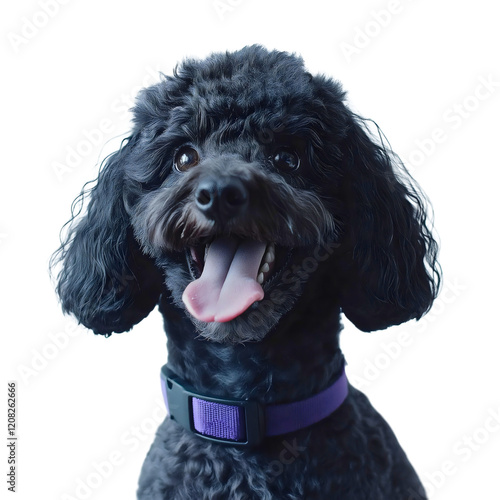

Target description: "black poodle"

left=53, top=46, right=440, bottom=499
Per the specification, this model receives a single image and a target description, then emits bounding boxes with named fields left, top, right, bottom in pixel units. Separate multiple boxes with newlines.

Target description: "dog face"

left=126, top=54, right=346, bottom=342
left=53, top=46, right=440, bottom=343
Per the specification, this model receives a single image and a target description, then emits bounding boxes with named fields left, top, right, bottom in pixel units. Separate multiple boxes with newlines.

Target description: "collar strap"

left=160, top=364, right=348, bottom=448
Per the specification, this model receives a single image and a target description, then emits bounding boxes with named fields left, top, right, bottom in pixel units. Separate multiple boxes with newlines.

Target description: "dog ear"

left=335, top=116, right=441, bottom=332
left=52, top=136, right=163, bottom=335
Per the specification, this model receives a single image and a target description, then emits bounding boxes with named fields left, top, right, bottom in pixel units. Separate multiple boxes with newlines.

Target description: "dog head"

left=53, top=45, right=440, bottom=343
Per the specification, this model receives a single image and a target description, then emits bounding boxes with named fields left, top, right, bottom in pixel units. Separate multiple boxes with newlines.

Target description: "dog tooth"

left=257, top=273, right=264, bottom=284
left=261, top=263, right=270, bottom=274
left=265, top=249, right=275, bottom=263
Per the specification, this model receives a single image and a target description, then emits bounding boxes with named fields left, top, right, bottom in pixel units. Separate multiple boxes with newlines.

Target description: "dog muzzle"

left=161, top=364, right=348, bottom=448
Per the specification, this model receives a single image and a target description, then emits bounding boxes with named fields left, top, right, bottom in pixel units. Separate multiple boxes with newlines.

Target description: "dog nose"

left=195, top=177, right=249, bottom=222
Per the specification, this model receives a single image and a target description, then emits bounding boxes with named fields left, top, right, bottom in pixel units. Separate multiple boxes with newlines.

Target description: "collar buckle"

left=161, top=365, right=266, bottom=448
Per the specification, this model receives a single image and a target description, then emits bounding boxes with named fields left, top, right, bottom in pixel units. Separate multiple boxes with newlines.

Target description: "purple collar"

left=160, top=364, right=348, bottom=447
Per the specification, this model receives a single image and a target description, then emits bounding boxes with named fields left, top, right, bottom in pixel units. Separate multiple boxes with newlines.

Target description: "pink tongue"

left=182, top=237, right=266, bottom=323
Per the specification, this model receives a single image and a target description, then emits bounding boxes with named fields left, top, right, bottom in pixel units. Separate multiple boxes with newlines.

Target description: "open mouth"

left=189, top=240, right=277, bottom=283
left=182, top=236, right=284, bottom=323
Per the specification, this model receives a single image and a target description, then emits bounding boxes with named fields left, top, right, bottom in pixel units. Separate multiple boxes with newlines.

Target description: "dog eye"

left=174, top=146, right=200, bottom=172
left=272, top=148, right=300, bottom=171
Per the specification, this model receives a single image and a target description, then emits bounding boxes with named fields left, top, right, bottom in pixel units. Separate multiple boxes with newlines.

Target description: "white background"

left=2, top=1, right=500, bottom=499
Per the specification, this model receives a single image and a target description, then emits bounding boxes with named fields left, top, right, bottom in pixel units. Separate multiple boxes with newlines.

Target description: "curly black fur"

left=52, top=45, right=440, bottom=499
